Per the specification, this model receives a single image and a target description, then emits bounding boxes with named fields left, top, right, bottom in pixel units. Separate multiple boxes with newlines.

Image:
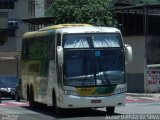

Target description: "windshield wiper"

left=103, top=72, right=112, bottom=86
left=82, top=74, right=94, bottom=86
left=81, top=75, right=87, bottom=86
left=97, top=72, right=112, bottom=86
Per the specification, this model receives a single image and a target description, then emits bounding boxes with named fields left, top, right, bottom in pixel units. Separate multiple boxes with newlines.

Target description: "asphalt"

left=127, top=93, right=160, bottom=98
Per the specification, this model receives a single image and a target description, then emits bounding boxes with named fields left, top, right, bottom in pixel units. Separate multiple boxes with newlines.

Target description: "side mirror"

left=124, top=44, right=132, bottom=64
left=57, top=46, right=63, bottom=64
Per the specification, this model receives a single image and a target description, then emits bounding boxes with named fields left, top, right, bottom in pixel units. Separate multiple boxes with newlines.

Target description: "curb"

left=126, top=93, right=160, bottom=98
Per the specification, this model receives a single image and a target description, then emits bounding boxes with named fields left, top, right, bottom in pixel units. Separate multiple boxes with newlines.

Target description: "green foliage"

left=45, top=0, right=118, bottom=27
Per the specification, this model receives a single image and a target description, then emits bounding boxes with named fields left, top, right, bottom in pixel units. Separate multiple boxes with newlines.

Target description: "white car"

left=0, top=76, right=19, bottom=99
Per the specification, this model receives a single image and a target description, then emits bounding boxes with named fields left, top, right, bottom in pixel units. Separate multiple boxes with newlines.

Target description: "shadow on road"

left=22, top=104, right=120, bottom=119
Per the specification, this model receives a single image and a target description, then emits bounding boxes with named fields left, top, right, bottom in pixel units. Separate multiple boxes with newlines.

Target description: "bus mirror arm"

left=57, top=46, right=64, bottom=64
left=124, top=44, right=132, bottom=64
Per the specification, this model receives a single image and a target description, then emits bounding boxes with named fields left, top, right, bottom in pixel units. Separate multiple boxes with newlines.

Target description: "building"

left=28, top=0, right=45, bottom=31
left=0, top=0, right=45, bottom=77
left=114, top=3, right=160, bottom=93
left=0, top=0, right=29, bottom=77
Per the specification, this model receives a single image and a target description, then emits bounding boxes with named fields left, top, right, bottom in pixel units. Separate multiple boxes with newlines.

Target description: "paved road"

left=1, top=96, right=160, bottom=107
left=0, top=96, right=160, bottom=120
left=126, top=96, right=160, bottom=103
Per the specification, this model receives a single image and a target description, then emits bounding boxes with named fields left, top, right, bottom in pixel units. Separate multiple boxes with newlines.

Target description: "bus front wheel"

left=52, top=90, right=63, bottom=115
left=106, top=107, right=115, bottom=115
left=52, top=90, right=58, bottom=114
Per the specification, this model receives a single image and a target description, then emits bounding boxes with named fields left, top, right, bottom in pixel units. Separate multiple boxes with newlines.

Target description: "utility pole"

left=15, top=55, right=20, bottom=79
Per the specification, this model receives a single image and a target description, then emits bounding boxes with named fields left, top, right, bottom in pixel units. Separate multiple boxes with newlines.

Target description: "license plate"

left=91, top=100, right=101, bottom=103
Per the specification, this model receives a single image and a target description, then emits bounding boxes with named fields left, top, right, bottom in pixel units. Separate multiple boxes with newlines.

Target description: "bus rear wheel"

left=29, top=87, right=38, bottom=108
left=106, top=107, right=115, bottom=115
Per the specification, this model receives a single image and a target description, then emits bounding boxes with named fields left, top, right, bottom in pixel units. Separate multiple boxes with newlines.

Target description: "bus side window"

left=28, top=37, right=48, bottom=60
left=57, top=33, right=61, bottom=46
left=21, top=40, right=25, bottom=59
left=21, top=39, right=30, bottom=60
left=48, top=35, right=55, bottom=60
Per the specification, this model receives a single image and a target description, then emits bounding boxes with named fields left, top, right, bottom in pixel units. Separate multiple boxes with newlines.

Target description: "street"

left=0, top=96, right=160, bottom=120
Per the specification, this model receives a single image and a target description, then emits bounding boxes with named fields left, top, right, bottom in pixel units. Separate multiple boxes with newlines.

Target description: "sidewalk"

left=126, top=93, right=160, bottom=98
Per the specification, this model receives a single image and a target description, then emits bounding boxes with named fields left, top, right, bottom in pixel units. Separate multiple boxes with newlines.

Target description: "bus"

left=21, top=24, right=132, bottom=115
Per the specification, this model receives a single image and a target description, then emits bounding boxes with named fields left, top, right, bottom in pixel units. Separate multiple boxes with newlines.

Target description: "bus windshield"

left=63, top=33, right=122, bottom=48
left=64, top=50, right=125, bottom=86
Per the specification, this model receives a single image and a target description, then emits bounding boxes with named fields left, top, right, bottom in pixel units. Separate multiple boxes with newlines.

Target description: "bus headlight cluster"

left=113, top=85, right=127, bottom=95
left=64, top=90, right=79, bottom=96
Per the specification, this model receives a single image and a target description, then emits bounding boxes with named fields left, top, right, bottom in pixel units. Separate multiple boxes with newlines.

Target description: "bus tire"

left=106, top=107, right=115, bottom=115
left=27, top=85, right=29, bottom=101
left=52, top=90, right=61, bottom=115
left=29, top=86, right=37, bottom=108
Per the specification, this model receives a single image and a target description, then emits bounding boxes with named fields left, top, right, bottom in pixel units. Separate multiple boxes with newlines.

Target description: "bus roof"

left=55, top=26, right=120, bottom=34
left=39, top=23, right=92, bottom=31
left=23, top=24, right=120, bottom=39
left=23, top=31, right=48, bottom=39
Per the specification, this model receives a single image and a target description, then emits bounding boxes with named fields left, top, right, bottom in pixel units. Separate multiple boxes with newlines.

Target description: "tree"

left=45, top=0, right=117, bottom=27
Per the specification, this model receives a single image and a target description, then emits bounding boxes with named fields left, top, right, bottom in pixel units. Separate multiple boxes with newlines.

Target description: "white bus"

left=21, top=24, right=132, bottom=115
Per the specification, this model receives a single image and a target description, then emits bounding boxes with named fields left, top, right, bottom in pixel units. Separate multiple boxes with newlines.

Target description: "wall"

left=124, top=36, right=145, bottom=93
left=15, top=0, right=28, bottom=51
left=145, top=36, right=160, bottom=92
left=0, top=60, right=16, bottom=76
left=146, top=65, right=160, bottom=92
left=0, top=12, right=8, bottom=29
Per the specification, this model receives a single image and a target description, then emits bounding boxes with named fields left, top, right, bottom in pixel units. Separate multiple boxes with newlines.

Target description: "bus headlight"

left=64, top=90, right=79, bottom=96
left=113, top=85, right=127, bottom=95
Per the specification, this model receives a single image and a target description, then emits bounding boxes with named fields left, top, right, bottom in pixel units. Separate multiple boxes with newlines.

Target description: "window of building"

left=0, top=1, right=15, bottom=9
left=8, top=29, right=15, bottom=37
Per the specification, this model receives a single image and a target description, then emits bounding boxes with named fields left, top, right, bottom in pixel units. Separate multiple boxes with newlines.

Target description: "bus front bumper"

left=59, top=93, right=126, bottom=108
